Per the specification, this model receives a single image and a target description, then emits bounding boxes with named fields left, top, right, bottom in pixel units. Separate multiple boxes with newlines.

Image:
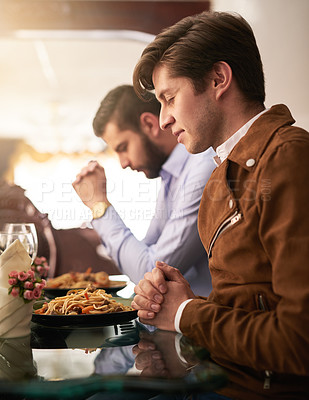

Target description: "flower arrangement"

left=8, top=269, right=46, bottom=303
left=31, top=256, right=50, bottom=278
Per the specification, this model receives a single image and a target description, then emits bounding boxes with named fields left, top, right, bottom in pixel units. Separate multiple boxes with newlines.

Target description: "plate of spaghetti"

left=44, top=269, right=128, bottom=298
left=32, top=286, right=137, bottom=327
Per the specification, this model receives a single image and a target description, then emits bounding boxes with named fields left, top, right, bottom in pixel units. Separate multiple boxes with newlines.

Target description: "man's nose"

left=160, top=110, right=174, bottom=131
left=119, top=155, right=130, bottom=169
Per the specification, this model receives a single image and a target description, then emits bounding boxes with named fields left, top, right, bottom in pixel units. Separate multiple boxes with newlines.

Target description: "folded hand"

left=72, top=161, right=108, bottom=209
left=131, top=261, right=196, bottom=331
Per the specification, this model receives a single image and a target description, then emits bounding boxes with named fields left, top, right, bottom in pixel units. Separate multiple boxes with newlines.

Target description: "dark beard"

left=140, top=134, right=168, bottom=179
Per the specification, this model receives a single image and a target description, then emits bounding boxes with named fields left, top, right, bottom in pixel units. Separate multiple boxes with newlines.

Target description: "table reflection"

left=0, top=320, right=307, bottom=400
left=0, top=321, right=227, bottom=399
left=0, top=335, right=37, bottom=381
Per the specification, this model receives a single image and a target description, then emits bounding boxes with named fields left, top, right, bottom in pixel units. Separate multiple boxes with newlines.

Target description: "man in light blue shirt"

left=73, top=85, right=215, bottom=296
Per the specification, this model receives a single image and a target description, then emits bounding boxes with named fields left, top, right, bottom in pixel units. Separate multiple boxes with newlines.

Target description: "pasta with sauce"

left=35, top=286, right=133, bottom=315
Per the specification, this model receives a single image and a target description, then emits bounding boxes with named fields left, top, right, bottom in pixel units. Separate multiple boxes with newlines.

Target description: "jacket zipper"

left=258, top=294, right=266, bottom=311
left=258, top=294, right=273, bottom=390
left=208, top=210, right=242, bottom=258
left=264, top=370, right=273, bottom=389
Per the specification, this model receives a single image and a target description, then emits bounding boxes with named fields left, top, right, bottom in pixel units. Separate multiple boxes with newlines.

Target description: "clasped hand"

left=72, top=160, right=108, bottom=209
left=131, top=261, right=196, bottom=331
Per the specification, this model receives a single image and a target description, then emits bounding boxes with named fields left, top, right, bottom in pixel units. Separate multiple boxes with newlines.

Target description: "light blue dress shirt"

left=92, top=144, right=216, bottom=296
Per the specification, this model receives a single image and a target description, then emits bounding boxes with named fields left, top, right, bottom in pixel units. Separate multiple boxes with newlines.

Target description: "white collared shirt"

left=214, top=109, right=268, bottom=165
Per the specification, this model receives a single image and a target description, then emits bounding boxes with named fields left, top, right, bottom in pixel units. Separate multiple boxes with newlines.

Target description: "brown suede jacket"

left=180, top=105, right=309, bottom=378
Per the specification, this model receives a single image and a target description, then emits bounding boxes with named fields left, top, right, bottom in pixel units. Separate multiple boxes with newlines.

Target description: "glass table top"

left=1, top=288, right=308, bottom=400
left=0, top=319, right=227, bottom=400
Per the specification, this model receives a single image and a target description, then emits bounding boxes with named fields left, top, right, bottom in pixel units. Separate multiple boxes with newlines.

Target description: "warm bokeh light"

left=14, top=152, right=159, bottom=240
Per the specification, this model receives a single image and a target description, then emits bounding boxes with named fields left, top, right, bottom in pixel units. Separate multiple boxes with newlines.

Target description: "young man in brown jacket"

left=131, top=11, right=309, bottom=396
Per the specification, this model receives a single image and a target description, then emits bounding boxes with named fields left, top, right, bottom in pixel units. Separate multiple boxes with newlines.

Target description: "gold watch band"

left=91, top=201, right=111, bottom=219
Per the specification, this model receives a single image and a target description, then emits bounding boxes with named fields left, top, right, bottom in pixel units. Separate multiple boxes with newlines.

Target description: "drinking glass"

left=2, top=223, right=38, bottom=262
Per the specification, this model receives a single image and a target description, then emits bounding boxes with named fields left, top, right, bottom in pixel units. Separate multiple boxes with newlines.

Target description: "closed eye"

left=167, top=97, right=174, bottom=105
left=115, top=142, right=128, bottom=153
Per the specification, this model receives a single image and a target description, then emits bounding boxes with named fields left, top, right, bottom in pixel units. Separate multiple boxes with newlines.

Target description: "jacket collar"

left=227, top=104, right=295, bottom=170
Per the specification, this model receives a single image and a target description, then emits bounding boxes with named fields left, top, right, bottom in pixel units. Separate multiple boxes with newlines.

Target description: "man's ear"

left=140, top=112, right=160, bottom=138
left=212, top=61, right=233, bottom=101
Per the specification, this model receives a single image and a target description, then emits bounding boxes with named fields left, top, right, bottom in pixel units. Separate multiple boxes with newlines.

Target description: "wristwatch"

left=91, top=201, right=111, bottom=219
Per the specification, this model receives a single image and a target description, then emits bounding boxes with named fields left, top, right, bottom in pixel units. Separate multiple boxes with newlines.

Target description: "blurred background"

left=0, top=0, right=308, bottom=274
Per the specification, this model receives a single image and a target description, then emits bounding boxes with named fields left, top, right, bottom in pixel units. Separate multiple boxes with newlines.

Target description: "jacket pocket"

left=257, top=293, right=273, bottom=389
left=208, top=210, right=242, bottom=258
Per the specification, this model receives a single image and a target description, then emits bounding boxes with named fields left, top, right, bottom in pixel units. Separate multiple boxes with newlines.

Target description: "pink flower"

left=24, top=281, right=34, bottom=289
left=32, top=287, right=42, bottom=299
left=33, top=257, right=50, bottom=278
left=37, top=282, right=46, bottom=290
left=23, top=290, right=34, bottom=300
left=11, top=287, right=19, bottom=297
left=28, top=270, right=35, bottom=280
left=18, top=271, right=28, bottom=281
left=8, top=265, right=48, bottom=303
left=8, top=278, right=17, bottom=285
left=37, top=266, right=44, bottom=274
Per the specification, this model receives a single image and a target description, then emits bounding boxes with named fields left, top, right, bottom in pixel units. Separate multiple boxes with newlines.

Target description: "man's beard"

left=140, top=134, right=169, bottom=179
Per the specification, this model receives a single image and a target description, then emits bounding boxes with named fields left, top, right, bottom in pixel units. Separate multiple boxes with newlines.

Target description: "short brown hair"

left=93, top=85, right=161, bottom=137
left=133, top=11, right=265, bottom=105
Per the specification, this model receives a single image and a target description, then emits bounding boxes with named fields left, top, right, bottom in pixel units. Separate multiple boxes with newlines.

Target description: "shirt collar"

left=160, top=144, right=189, bottom=182
left=215, top=109, right=268, bottom=165
left=228, top=104, right=295, bottom=169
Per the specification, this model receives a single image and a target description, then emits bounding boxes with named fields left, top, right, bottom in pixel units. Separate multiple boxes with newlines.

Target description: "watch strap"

left=91, top=201, right=110, bottom=219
